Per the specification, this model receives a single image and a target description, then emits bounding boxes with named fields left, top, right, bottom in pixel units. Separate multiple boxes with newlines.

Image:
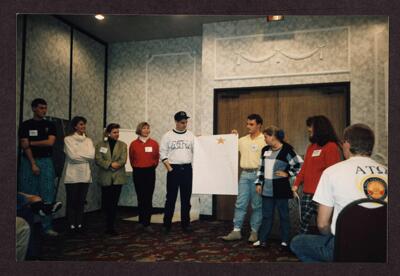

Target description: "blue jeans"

left=19, top=157, right=55, bottom=231
left=258, top=197, right=290, bottom=243
left=233, top=171, right=262, bottom=231
left=290, top=234, right=335, bottom=262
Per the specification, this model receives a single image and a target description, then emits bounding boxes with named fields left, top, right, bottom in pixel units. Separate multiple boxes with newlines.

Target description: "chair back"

left=334, top=198, right=387, bottom=262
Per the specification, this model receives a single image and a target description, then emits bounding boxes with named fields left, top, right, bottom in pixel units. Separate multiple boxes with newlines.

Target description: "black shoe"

left=252, top=240, right=267, bottom=248
left=75, top=225, right=86, bottom=234
left=66, top=225, right=76, bottom=235
left=182, top=226, right=193, bottom=233
left=279, top=242, right=290, bottom=252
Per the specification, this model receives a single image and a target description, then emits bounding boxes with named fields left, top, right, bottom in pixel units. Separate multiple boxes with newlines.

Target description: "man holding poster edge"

left=160, top=111, right=195, bottom=234
left=222, top=114, right=266, bottom=243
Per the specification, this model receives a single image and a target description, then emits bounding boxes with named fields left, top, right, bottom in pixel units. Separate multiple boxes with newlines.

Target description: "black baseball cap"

left=174, top=111, right=190, bottom=121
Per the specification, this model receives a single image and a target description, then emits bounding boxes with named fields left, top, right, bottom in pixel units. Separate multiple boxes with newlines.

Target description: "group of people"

left=221, top=113, right=387, bottom=262
left=17, top=97, right=387, bottom=262
left=16, top=98, right=196, bottom=260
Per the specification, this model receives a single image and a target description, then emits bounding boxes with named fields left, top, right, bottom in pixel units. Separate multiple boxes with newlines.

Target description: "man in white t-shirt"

left=160, top=111, right=195, bottom=234
left=290, top=124, right=388, bottom=262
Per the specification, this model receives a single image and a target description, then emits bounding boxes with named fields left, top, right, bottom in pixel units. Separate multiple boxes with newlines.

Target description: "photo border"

left=2, top=0, right=399, bottom=275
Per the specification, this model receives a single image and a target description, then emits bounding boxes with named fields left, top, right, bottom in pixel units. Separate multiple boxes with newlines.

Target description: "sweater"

left=63, top=133, right=95, bottom=184
left=129, top=137, right=160, bottom=168
left=293, top=142, right=341, bottom=194
left=160, top=129, right=194, bottom=164
left=255, top=143, right=303, bottom=198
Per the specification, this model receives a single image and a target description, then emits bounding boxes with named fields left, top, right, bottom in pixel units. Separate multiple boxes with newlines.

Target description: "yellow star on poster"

left=217, top=137, right=225, bottom=144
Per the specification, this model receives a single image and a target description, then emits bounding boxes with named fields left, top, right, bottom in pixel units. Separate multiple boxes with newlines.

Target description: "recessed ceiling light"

left=95, top=14, right=105, bottom=20
left=267, top=15, right=284, bottom=22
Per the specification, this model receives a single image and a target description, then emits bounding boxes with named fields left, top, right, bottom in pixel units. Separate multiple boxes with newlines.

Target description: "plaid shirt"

left=255, top=143, right=303, bottom=198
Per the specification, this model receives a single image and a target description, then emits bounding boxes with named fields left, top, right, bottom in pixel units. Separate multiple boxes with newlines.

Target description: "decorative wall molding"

left=145, top=51, right=197, bottom=133
left=214, top=26, right=350, bottom=81
left=213, top=70, right=350, bottom=81
left=235, top=45, right=326, bottom=65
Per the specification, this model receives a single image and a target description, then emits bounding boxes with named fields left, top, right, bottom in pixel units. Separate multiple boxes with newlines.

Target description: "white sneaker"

left=281, top=242, right=288, bottom=247
left=45, top=229, right=59, bottom=237
left=253, top=240, right=267, bottom=248
left=253, top=240, right=261, bottom=247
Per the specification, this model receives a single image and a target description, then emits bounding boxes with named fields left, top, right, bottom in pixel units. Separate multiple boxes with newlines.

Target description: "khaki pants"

left=16, top=217, right=30, bottom=261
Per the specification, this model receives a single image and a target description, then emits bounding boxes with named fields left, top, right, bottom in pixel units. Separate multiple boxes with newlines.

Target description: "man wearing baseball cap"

left=160, top=111, right=195, bottom=234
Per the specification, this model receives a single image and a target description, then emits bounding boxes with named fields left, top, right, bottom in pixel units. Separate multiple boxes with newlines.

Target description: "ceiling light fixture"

left=267, top=15, right=284, bottom=22
left=95, top=14, right=105, bottom=20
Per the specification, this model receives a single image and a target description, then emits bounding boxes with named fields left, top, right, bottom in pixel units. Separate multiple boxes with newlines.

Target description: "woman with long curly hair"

left=292, top=115, right=343, bottom=234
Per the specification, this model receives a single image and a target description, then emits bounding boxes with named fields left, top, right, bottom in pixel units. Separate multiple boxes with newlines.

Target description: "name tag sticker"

left=312, top=150, right=322, bottom=157
left=264, top=150, right=273, bottom=157
left=251, top=144, right=258, bottom=152
left=145, top=146, right=153, bottom=153
left=29, top=130, right=38, bottom=136
left=100, top=147, right=108, bottom=153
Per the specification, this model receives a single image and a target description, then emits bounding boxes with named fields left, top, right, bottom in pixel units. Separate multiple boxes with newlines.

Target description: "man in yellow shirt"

left=222, top=114, right=266, bottom=242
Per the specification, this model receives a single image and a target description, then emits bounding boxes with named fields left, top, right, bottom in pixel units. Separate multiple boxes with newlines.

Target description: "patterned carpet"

left=40, top=210, right=299, bottom=262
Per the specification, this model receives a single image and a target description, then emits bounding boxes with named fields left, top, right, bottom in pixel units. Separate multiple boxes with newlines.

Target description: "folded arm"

left=29, top=135, right=56, bottom=147
left=64, top=138, right=95, bottom=163
left=95, top=145, right=112, bottom=169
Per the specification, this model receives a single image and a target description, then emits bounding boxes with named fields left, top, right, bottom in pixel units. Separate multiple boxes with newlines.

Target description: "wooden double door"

left=215, top=83, right=349, bottom=220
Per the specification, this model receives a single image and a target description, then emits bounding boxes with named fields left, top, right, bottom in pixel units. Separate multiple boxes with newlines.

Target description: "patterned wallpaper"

left=16, top=14, right=22, bottom=173
left=16, top=16, right=22, bottom=134
left=108, top=36, right=209, bottom=214
left=17, top=15, right=106, bottom=218
left=372, top=28, right=388, bottom=163
left=23, top=15, right=70, bottom=121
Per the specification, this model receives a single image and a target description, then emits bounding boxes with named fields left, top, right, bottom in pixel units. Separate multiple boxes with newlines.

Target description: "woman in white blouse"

left=63, top=116, right=95, bottom=233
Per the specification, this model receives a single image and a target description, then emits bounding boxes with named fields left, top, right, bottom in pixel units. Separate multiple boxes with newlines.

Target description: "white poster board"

left=192, top=134, right=238, bottom=195
left=118, top=129, right=137, bottom=172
